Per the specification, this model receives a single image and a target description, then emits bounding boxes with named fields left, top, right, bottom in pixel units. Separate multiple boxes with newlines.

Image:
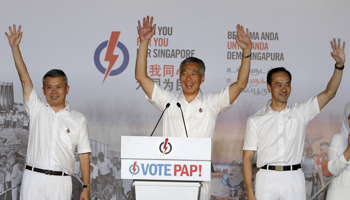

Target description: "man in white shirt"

left=135, top=16, right=252, bottom=200
left=6, top=25, right=91, bottom=200
left=97, top=152, right=113, bottom=190
left=242, top=39, right=345, bottom=200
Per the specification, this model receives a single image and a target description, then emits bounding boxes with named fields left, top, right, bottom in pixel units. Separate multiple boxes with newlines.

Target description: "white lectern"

left=121, top=136, right=211, bottom=200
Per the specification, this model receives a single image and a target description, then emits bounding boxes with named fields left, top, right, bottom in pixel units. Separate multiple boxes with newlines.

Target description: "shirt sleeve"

left=328, top=133, right=350, bottom=176
left=24, top=88, right=45, bottom=118
left=243, top=116, right=258, bottom=151
left=146, top=82, right=173, bottom=111
left=77, top=116, right=92, bottom=154
left=295, top=96, right=320, bottom=123
left=208, top=86, right=236, bottom=115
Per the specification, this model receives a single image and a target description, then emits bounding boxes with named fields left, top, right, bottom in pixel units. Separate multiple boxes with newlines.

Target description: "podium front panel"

left=121, top=159, right=211, bottom=181
left=121, top=136, right=211, bottom=161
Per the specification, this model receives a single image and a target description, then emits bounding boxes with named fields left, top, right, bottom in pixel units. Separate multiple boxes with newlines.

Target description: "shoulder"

left=247, top=106, right=266, bottom=122
left=330, top=133, right=342, bottom=146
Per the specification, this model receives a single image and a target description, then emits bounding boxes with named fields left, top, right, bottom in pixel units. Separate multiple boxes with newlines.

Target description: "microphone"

left=176, top=102, right=188, bottom=137
left=150, top=103, right=170, bottom=136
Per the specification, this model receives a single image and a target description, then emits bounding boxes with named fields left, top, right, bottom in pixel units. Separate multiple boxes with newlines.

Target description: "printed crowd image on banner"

left=1, top=0, right=350, bottom=199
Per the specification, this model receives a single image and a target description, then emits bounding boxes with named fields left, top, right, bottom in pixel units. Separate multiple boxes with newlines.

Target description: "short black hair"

left=267, top=67, right=292, bottom=86
left=179, top=57, right=205, bottom=75
left=42, top=69, right=68, bottom=86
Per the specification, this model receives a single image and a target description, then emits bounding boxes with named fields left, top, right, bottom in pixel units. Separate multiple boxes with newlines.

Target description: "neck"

left=184, top=91, right=199, bottom=103
left=51, top=105, right=65, bottom=113
left=270, top=100, right=287, bottom=112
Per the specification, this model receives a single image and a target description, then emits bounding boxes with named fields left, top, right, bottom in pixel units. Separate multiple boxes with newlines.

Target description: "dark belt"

left=260, top=164, right=301, bottom=171
left=25, top=165, right=69, bottom=176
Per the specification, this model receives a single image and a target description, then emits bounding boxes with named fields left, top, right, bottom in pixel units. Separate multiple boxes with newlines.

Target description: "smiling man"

left=135, top=16, right=252, bottom=200
left=6, top=25, right=91, bottom=200
left=242, top=39, right=345, bottom=200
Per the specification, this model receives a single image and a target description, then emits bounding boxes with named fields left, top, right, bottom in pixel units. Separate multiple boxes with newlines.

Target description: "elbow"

left=237, top=81, right=248, bottom=92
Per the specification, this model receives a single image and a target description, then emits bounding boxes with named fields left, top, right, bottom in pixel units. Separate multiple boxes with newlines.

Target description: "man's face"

left=42, top=76, right=69, bottom=109
left=180, top=62, right=205, bottom=97
left=306, top=150, right=313, bottom=159
left=99, top=154, right=104, bottom=162
left=113, top=158, right=118, bottom=166
left=320, top=145, right=328, bottom=157
left=1, top=157, right=6, bottom=164
left=267, top=72, right=291, bottom=104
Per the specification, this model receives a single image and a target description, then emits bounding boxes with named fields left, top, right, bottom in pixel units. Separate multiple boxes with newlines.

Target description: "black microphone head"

left=165, top=103, right=170, bottom=108
left=177, top=102, right=181, bottom=107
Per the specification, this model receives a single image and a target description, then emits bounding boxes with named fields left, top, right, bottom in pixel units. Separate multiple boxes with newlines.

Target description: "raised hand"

left=138, top=16, right=156, bottom=42
left=235, top=24, right=252, bottom=51
left=331, top=38, right=345, bottom=66
left=5, top=25, right=22, bottom=48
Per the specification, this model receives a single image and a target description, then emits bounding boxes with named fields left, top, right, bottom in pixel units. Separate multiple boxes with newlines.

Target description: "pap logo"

left=159, top=138, right=172, bottom=155
left=94, top=32, right=130, bottom=83
left=129, top=161, right=140, bottom=176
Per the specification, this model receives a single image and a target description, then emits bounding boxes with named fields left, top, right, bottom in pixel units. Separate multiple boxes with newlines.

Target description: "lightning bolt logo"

left=103, top=32, right=120, bottom=83
left=132, top=161, right=137, bottom=176
left=162, top=138, right=169, bottom=156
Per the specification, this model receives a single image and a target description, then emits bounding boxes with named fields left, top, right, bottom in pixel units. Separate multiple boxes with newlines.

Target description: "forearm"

left=135, top=40, right=154, bottom=98
left=11, top=46, right=33, bottom=100
left=235, top=49, right=251, bottom=89
left=323, top=68, right=343, bottom=98
left=135, top=40, right=149, bottom=80
left=79, top=153, right=90, bottom=185
left=242, top=151, right=255, bottom=198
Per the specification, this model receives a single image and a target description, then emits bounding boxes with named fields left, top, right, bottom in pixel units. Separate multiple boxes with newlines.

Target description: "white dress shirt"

left=243, top=96, right=320, bottom=167
left=147, top=83, right=234, bottom=138
left=147, top=83, right=234, bottom=200
left=24, top=89, right=91, bottom=175
left=97, top=158, right=113, bottom=175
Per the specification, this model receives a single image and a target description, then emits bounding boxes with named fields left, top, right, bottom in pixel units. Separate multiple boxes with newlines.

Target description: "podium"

left=121, top=136, right=211, bottom=200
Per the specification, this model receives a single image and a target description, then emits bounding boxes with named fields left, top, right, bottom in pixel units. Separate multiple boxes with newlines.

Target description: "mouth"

left=184, top=83, right=194, bottom=89
left=51, top=96, right=59, bottom=100
left=279, top=93, right=287, bottom=97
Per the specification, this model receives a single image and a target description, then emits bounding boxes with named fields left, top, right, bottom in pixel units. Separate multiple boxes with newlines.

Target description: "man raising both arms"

left=135, top=16, right=252, bottom=200
left=6, top=25, right=92, bottom=200
left=243, top=39, right=345, bottom=200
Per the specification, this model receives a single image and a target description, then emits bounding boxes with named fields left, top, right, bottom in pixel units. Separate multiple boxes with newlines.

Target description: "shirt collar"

left=177, top=89, right=204, bottom=103
left=45, top=101, right=71, bottom=112
left=265, top=99, right=290, bottom=113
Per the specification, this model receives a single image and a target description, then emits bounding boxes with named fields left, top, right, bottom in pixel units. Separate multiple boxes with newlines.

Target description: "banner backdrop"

left=1, top=0, right=350, bottom=199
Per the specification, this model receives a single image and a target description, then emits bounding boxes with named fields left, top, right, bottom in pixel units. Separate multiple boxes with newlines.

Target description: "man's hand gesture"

left=235, top=24, right=252, bottom=51
left=331, top=38, right=345, bottom=66
left=138, top=16, right=156, bottom=42
left=5, top=25, right=22, bottom=48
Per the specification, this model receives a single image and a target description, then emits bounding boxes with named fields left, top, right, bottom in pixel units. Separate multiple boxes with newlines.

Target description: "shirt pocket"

left=285, top=118, right=298, bottom=139
left=59, top=125, right=79, bottom=150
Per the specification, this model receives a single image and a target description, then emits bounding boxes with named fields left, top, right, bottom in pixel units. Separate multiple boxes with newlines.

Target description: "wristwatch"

left=82, top=184, right=92, bottom=191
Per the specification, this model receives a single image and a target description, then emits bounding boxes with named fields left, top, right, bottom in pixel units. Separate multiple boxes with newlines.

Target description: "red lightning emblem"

left=132, top=161, right=137, bottom=176
left=163, top=138, right=169, bottom=156
left=103, top=32, right=120, bottom=83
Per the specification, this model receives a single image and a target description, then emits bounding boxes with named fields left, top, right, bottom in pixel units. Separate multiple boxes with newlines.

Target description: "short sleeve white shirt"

left=97, top=158, right=113, bottom=175
left=147, top=83, right=235, bottom=138
left=24, top=89, right=91, bottom=175
left=243, top=96, right=320, bottom=167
